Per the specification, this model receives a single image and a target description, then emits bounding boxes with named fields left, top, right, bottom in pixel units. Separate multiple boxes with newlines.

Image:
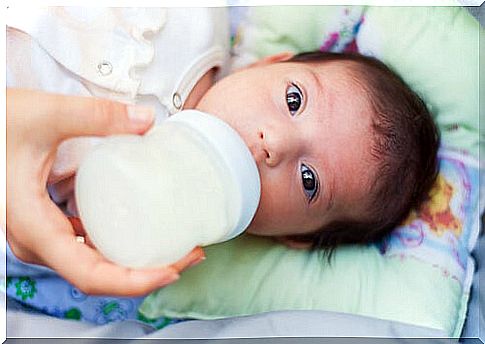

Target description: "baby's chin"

left=244, top=225, right=260, bottom=235
left=244, top=229, right=313, bottom=250
left=244, top=224, right=281, bottom=237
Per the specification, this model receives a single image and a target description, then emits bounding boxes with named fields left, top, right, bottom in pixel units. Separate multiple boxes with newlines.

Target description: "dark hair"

left=283, top=51, right=440, bottom=261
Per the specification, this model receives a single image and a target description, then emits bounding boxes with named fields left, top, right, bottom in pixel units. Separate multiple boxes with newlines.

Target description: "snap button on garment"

left=97, top=61, right=113, bottom=76
left=172, top=92, right=183, bottom=109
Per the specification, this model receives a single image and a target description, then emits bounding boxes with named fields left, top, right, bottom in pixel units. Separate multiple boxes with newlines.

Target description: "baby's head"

left=196, top=51, right=439, bottom=257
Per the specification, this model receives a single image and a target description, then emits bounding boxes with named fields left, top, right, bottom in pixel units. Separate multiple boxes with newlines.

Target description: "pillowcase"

left=356, top=6, right=481, bottom=157
left=139, top=148, right=480, bottom=337
left=139, top=6, right=482, bottom=337
left=231, top=5, right=481, bottom=156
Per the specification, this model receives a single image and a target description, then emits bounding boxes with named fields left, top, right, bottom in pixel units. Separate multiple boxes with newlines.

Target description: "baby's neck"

left=183, top=68, right=216, bottom=110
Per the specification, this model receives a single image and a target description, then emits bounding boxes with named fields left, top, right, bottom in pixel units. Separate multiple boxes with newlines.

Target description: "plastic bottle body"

left=75, top=110, right=260, bottom=268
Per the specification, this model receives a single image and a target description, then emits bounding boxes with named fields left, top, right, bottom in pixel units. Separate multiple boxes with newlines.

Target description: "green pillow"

left=357, top=6, right=480, bottom=157
left=141, top=236, right=463, bottom=333
left=140, top=6, right=481, bottom=337
left=141, top=235, right=461, bottom=333
left=233, top=5, right=481, bottom=156
left=140, top=148, right=480, bottom=337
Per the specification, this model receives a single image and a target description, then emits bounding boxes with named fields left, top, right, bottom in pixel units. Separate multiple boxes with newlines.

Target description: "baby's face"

left=196, top=60, right=376, bottom=238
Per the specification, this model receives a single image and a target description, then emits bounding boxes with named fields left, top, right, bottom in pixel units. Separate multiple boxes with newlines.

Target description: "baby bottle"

left=75, top=110, right=261, bottom=268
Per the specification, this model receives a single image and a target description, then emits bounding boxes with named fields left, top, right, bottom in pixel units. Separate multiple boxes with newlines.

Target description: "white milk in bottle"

left=75, top=110, right=261, bottom=268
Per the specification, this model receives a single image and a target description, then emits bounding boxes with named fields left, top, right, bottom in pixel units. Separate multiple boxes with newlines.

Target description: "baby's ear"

left=275, top=236, right=313, bottom=250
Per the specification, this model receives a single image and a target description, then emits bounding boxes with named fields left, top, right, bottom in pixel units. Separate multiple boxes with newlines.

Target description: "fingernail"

left=127, top=105, right=155, bottom=126
left=161, top=272, right=180, bottom=286
left=169, top=273, right=180, bottom=283
left=188, top=255, right=206, bottom=268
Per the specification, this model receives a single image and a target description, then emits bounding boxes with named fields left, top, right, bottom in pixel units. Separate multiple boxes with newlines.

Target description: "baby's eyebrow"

left=315, top=165, right=334, bottom=214
left=304, top=67, right=325, bottom=98
left=325, top=179, right=335, bottom=212
left=301, top=67, right=331, bottom=127
left=302, top=68, right=334, bottom=213
left=307, top=161, right=334, bottom=215
left=295, top=65, right=335, bottom=214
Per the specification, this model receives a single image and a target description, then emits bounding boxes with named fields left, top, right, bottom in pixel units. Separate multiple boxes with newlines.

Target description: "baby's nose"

left=259, top=129, right=299, bottom=168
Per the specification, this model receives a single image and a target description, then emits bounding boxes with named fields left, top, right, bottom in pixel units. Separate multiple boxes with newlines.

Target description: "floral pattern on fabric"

left=5, top=256, right=181, bottom=328
left=377, top=148, right=479, bottom=284
left=319, top=7, right=364, bottom=53
left=15, top=277, right=37, bottom=301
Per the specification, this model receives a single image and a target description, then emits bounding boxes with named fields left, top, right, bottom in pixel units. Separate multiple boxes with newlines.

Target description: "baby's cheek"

left=253, top=195, right=292, bottom=231
left=245, top=196, right=279, bottom=235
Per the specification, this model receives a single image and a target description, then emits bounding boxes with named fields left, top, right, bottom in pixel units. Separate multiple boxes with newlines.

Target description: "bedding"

left=231, top=5, right=481, bottom=156
left=6, top=300, right=449, bottom=338
left=4, top=4, right=483, bottom=340
left=140, top=148, right=480, bottom=337
left=139, top=5, right=482, bottom=338
left=5, top=303, right=448, bottom=338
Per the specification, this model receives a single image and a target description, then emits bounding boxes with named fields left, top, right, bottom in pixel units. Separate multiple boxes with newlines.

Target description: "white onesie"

left=7, top=6, right=230, bottom=183
left=5, top=7, right=231, bottom=325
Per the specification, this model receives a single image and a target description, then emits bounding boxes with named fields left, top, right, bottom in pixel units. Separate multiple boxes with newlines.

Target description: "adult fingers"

left=49, top=235, right=182, bottom=296
left=51, top=93, right=155, bottom=140
left=65, top=218, right=206, bottom=275
left=67, top=217, right=95, bottom=249
left=8, top=89, right=155, bottom=143
left=38, top=205, right=205, bottom=296
left=52, top=240, right=206, bottom=296
left=169, top=247, right=206, bottom=274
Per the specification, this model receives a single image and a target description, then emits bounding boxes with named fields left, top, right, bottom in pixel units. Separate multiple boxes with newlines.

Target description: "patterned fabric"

left=138, top=147, right=480, bottom=337
left=378, top=148, right=480, bottom=285
left=4, top=247, right=183, bottom=328
left=5, top=7, right=480, bottom=334
left=5, top=6, right=229, bottom=329
left=319, top=7, right=364, bottom=53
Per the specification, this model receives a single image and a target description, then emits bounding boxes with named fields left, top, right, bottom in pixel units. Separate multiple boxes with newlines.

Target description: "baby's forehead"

left=291, top=57, right=362, bottom=73
left=306, top=67, right=378, bottom=217
left=285, top=61, right=368, bottom=99
left=310, top=60, right=379, bottom=119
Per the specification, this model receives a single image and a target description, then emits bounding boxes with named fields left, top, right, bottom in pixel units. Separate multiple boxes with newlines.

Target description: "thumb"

left=31, top=90, right=155, bottom=141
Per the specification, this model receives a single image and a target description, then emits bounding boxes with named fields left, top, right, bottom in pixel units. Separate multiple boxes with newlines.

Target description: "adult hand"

left=6, top=88, right=205, bottom=296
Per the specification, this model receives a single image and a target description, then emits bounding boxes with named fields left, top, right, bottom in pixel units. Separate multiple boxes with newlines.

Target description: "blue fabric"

left=5, top=246, right=181, bottom=328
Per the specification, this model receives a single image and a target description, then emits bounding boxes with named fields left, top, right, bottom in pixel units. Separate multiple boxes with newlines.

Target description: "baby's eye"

left=286, top=83, right=303, bottom=116
left=300, top=164, right=318, bottom=201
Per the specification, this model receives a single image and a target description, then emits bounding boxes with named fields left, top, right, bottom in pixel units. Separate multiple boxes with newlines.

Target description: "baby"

left=49, top=49, right=440, bottom=260
left=193, top=50, right=440, bottom=258
left=7, top=7, right=439, bottom=261
left=6, top=7, right=439, bottom=324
